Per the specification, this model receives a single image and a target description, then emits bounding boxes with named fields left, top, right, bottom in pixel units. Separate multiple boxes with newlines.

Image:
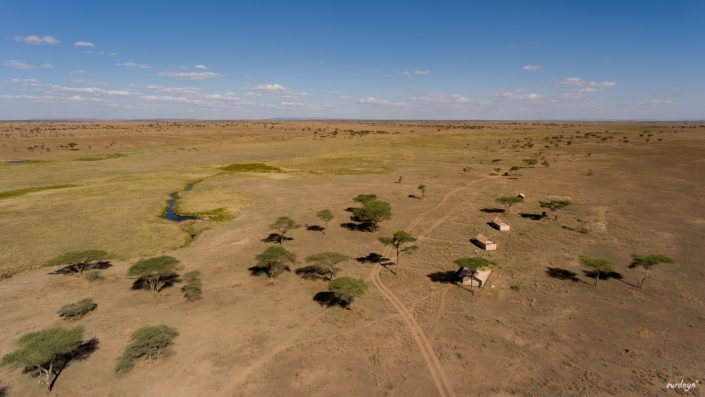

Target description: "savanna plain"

left=0, top=120, right=703, bottom=396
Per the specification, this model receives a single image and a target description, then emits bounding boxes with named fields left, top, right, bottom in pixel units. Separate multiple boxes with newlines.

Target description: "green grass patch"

left=75, top=153, right=126, bottom=161
left=221, top=163, right=282, bottom=173
left=0, top=184, right=78, bottom=200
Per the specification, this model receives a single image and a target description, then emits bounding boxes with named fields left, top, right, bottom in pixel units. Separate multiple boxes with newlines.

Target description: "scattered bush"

left=57, top=298, right=97, bottom=320
left=181, top=271, right=202, bottom=301
left=115, top=325, right=178, bottom=374
left=84, top=270, right=103, bottom=281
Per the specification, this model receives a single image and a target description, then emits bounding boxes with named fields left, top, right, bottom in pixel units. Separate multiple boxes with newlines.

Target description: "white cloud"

left=141, top=95, right=203, bottom=105
left=158, top=71, right=220, bottom=80
left=194, top=64, right=207, bottom=70
left=251, top=83, right=288, bottom=92
left=400, top=70, right=431, bottom=76
left=14, top=35, right=59, bottom=45
left=641, top=98, right=679, bottom=105
left=74, top=41, right=96, bottom=48
left=358, top=96, right=407, bottom=107
left=10, top=78, right=40, bottom=86
left=410, top=94, right=472, bottom=105
left=71, top=70, right=87, bottom=75
left=117, top=62, right=151, bottom=69
left=0, top=94, right=56, bottom=101
left=557, top=77, right=616, bottom=88
left=280, top=101, right=304, bottom=107
left=3, top=59, right=35, bottom=69
left=522, top=64, right=542, bottom=72
left=71, top=79, right=110, bottom=86
left=490, top=90, right=542, bottom=100
left=41, top=63, right=53, bottom=69
left=147, top=85, right=202, bottom=95
left=48, top=85, right=130, bottom=96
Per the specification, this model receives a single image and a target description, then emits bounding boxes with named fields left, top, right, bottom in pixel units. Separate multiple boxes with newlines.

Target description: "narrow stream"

left=163, top=183, right=197, bottom=222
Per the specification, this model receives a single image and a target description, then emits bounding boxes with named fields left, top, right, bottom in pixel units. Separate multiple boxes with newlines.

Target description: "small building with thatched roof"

left=475, top=233, right=497, bottom=250
left=456, top=267, right=492, bottom=287
left=491, top=217, right=510, bottom=231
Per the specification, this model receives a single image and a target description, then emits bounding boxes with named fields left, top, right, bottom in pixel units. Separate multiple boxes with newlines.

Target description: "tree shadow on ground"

left=469, top=238, right=485, bottom=249
left=487, top=221, right=502, bottom=230
left=247, top=265, right=290, bottom=278
left=261, top=233, right=292, bottom=243
left=313, top=291, right=346, bottom=308
left=0, top=386, right=6, bottom=397
left=131, top=274, right=180, bottom=292
left=305, top=225, right=324, bottom=232
left=295, top=266, right=331, bottom=280
left=356, top=252, right=389, bottom=264
left=49, top=261, right=112, bottom=275
left=427, top=270, right=458, bottom=284
left=546, top=267, right=581, bottom=282
left=23, top=338, right=99, bottom=391
left=480, top=208, right=505, bottom=213
left=340, top=222, right=375, bottom=232
left=583, top=270, right=624, bottom=282
left=520, top=212, right=546, bottom=221
left=408, top=194, right=421, bottom=199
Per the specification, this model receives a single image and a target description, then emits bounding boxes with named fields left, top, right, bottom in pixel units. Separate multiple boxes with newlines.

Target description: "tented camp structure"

left=491, top=217, right=510, bottom=231
left=475, top=233, right=497, bottom=250
left=456, top=267, right=492, bottom=287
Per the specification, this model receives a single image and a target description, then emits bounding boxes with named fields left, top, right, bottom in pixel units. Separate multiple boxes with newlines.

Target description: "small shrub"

left=57, top=298, right=97, bottom=320
left=84, top=270, right=103, bottom=281
left=115, top=325, right=178, bottom=374
left=181, top=271, right=202, bottom=302
left=510, top=284, right=520, bottom=291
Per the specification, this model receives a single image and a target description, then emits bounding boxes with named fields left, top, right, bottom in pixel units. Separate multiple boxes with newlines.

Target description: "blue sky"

left=1, top=0, right=704, bottom=119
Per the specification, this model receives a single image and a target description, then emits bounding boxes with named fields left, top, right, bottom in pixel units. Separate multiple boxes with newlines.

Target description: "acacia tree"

left=127, top=256, right=180, bottom=294
left=328, top=277, right=368, bottom=309
left=379, top=231, right=418, bottom=275
left=579, top=255, right=613, bottom=286
left=255, top=246, right=296, bottom=278
left=115, top=325, right=178, bottom=374
left=299, top=252, right=350, bottom=281
left=45, top=249, right=112, bottom=275
left=417, top=184, right=426, bottom=199
left=630, top=254, right=673, bottom=288
left=495, top=196, right=524, bottom=216
left=270, top=216, right=300, bottom=244
left=540, top=200, right=571, bottom=220
left=351, top=195, right=392, bottom=231
left=315, top=209, right=333, bottom=234
left=453, top=257, right=497, bottom=289
left=1, top=327, right=85, bottom=390
left=509, top=165, right=520, bottom=175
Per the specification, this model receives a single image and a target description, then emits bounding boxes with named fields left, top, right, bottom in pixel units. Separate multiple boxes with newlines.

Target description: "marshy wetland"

left=0, top=120, right=703, bottom=396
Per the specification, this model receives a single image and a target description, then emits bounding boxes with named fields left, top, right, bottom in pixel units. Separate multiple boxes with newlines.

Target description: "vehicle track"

left=368, top=180, right=485, bottom=397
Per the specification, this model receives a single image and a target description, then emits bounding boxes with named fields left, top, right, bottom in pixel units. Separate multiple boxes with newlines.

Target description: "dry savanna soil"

left=0, top=121, right=703, bottom=396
